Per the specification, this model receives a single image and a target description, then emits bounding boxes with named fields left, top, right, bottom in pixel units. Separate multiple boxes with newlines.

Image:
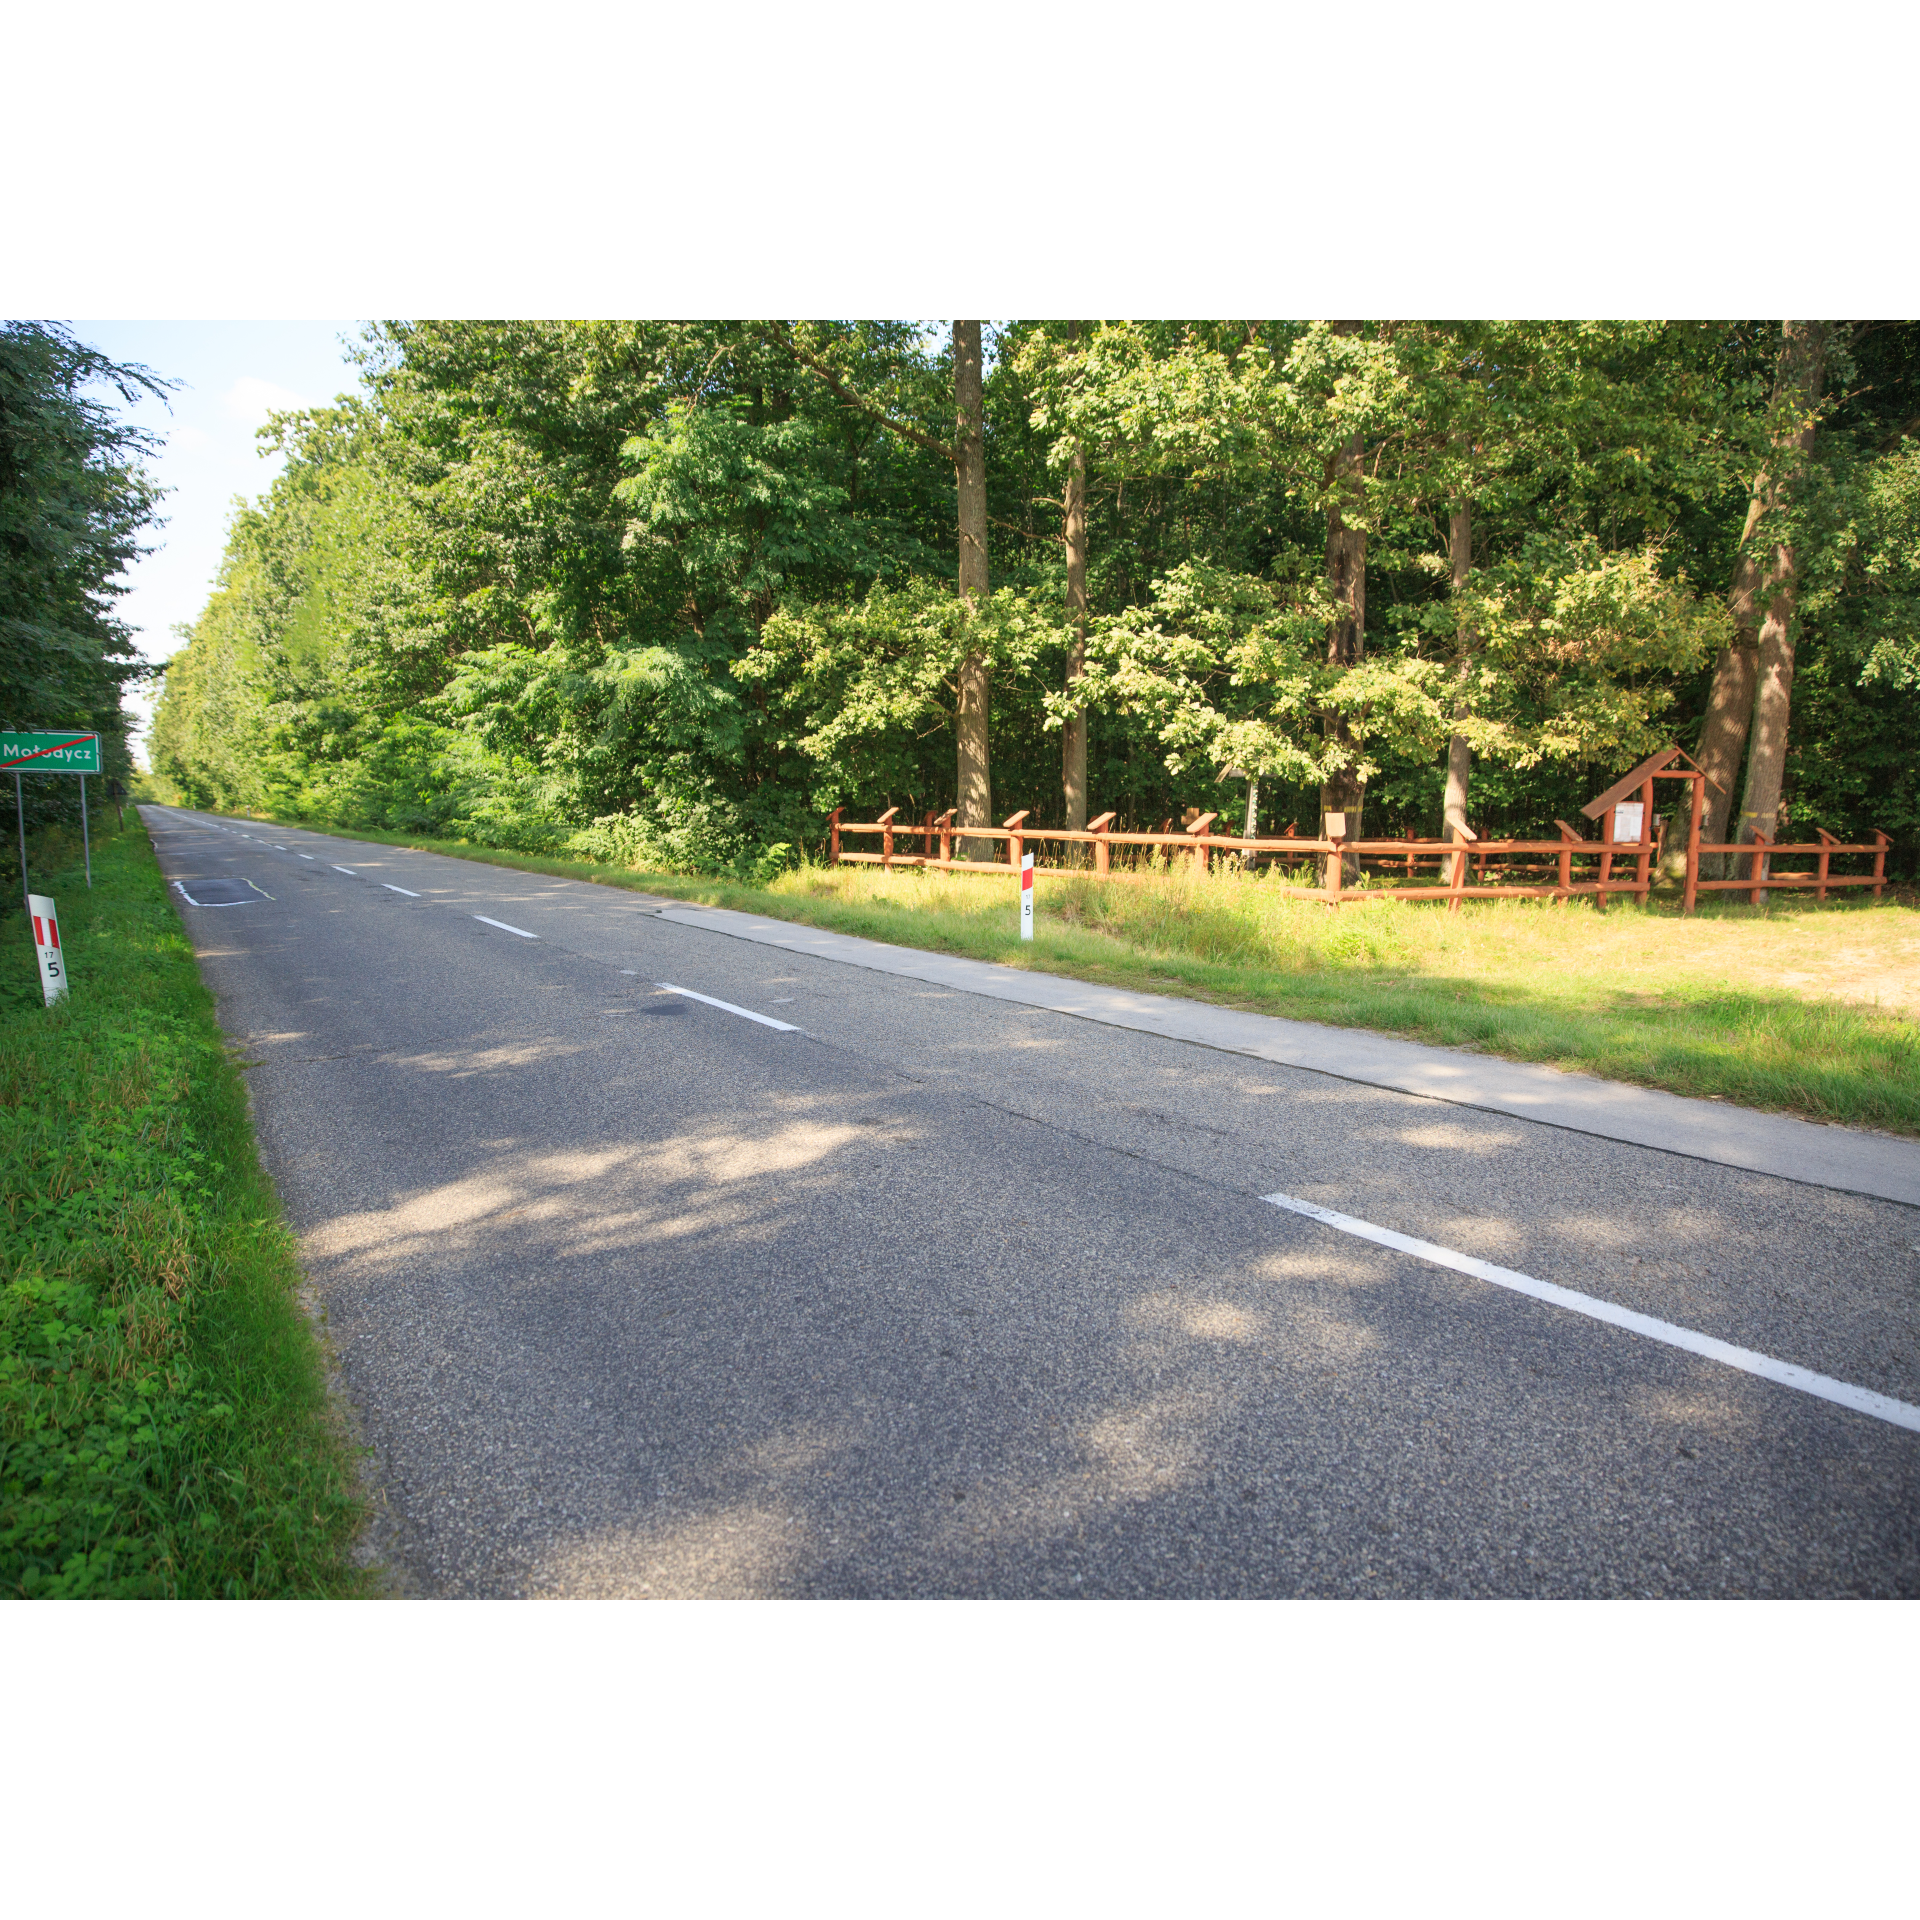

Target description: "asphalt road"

left=142, top=807, right=1920, bottom=1597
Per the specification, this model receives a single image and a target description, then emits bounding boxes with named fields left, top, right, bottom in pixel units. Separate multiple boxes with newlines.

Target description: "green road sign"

left=2, top=731, right=102, bottom=775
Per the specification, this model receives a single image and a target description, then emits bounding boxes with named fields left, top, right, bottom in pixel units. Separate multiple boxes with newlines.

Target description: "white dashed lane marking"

left=474, top=915, right=537, bottom=938
left=1262, top=1191, right=1920, bottom=1435
left=655, top=983, right=800, bottom=1032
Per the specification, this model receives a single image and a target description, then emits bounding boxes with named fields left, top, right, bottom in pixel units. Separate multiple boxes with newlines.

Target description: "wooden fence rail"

left=1695, top=830, right=1892, bottom=906
left=826, top=804, right=1890, bottom=915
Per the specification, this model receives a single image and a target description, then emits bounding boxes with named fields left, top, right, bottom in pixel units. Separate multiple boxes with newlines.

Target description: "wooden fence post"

left=1635, top=777, right=1654, bottom=902
left=1815, top=828, right=1837, bottom=904
left=1683, top=773, right=1702, bottom=916
left=1554, top=820, right=1581, bottom=900
left=938, top=809, right=955, bottom=866
left=1088, top=811, right=1115, bottom=877
left=1748, top=829, right=1771, bottom=908
left=922, top=810, right=935, bottom=862
left=878, top=805, right=899, bottom=869
left=1872, top=830, right=1890, bottom=899
left=1003, top=810, right=1030, bottom=874
left=1188, top=811, right=1218, bottom=877
left=1448, top=828, right=1468, bottom=915
left=828, top=807, right=844, bottom=867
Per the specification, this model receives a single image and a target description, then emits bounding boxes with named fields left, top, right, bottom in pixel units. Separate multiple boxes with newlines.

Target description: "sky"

left=68, top=320, right=367, bottom=762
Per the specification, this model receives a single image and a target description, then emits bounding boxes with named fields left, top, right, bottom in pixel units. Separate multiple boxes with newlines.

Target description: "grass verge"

left=203, top=806, right=1920, bottom=1139
left=2, top=812, right=367, bottom=1597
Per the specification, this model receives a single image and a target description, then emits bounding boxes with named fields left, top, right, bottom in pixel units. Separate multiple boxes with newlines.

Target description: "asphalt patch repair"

left=172, top=876, right=272, bottom=908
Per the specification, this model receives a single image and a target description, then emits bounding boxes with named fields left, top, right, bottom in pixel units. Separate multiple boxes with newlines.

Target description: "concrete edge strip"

left=1262, top=1190, right=1920, bottom=1436
left=653, top=905, right=1920, bottom=1209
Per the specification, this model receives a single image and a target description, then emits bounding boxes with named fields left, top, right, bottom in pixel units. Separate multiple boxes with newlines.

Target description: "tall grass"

left=732, top=862, right=1920, bottom=1135
left=1, top=813, right=367, bottom=1597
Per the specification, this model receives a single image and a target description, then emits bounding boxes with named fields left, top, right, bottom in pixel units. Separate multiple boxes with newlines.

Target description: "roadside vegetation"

left=145, top=322, right=1920, bottom=895
left=190, top=802, right=1920, bottom=1137
left=130, top=318, right=1920, bottom=1133
left=1, top=811, right=366, bottom=1597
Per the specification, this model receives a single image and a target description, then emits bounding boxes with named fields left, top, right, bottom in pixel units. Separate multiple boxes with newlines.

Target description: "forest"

left=2, top=320, right=160, bottom=838
left=142, top=321, right=1920, bottom=880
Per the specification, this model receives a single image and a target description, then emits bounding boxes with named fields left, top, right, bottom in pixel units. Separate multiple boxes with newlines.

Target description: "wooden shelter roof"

left=1581, top=747, right=1721, bottom=820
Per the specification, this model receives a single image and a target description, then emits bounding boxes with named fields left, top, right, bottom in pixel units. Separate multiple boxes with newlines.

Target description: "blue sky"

left=69, top=320, right=366, bottom=758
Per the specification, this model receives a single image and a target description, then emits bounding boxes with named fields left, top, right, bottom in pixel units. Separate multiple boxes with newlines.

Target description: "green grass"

left=1, top=812, right=367, bottom=1597
left=198, top=804, right=1920, bottom=1139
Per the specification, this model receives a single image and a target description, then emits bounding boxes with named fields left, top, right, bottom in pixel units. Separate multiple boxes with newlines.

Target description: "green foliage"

left=144, top=319, right=1920, bottom=877
left=0, top=322, right=163, bottom=869
left=1058, top=559, right=1341, bottom=784
left=0, top=818, right=365, bottom=1597
left=0, top=323, right=163, bottom=732
left=746, top=578, right=1068, bottom=808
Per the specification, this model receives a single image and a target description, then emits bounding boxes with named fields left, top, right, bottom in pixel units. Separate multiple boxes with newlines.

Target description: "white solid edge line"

left=474, top=914, right=537, bottom=938
left=1262, top=1191, right=1920, bottom=1435
left=331, top=865, right=357, bottom=875
left=383, top=883, right=420, bottom=896
left=171, top=881, right=201, bottom=906
left=655, top=983, right=800, bottom=1031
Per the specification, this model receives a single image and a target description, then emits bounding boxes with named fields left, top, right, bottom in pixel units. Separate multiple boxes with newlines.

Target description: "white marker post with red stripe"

left=1020, top=853, right=1034, bottom=940
left=29, top=894, right=67, bottom=1005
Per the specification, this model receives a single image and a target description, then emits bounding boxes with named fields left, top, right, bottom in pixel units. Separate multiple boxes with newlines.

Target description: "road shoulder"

left=657, top=903, right=1920, bottom=1207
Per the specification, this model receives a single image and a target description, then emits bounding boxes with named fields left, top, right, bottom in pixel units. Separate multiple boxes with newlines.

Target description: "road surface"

left=143, top=807, right=1920, bottom=1597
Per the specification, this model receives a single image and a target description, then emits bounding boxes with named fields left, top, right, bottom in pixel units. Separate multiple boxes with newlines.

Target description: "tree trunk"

left=953, top=320, right=992, bottom=854
left=1062, top=431, right=1089, bottom=830
left=1736, top=322, right=1828, bottom=869
left=1687, top=647, right=1758, bottom=878
left=1674, top=325, right=1822, bottom=877
left=1441, top=502, right=1473, bottom=839
left=1318, top=357, right=1367, bottom=881
left=1675, top=488, right=1769, bottom=877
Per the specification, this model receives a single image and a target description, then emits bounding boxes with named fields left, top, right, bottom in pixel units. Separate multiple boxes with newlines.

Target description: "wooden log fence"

left=825, top=798, right=1891, bottom=916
